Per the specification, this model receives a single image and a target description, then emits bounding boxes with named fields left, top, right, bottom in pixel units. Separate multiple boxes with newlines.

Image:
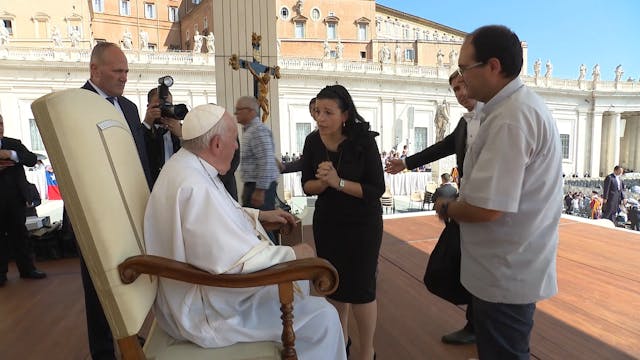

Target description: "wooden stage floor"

left=0, top=215, right=639, bottom=359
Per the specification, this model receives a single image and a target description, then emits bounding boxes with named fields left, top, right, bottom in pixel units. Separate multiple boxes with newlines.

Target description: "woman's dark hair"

left=469, top=25, right=522, bottom=79
left=316, top=84, right=370, bottom=139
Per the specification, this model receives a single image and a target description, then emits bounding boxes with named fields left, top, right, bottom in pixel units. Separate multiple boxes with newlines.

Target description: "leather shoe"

left=0, top=274, right=6, bottom=287
left=20, top=270, right=47, bottom=280
left=441, top=328, right=476, bottom=345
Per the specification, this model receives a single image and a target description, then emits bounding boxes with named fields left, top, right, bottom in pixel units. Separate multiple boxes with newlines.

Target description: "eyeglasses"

left=457, top=62, right=485, bottom=76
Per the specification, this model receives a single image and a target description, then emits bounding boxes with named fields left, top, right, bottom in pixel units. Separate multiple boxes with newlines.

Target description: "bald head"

left=89, top=42, right=129, bottom=97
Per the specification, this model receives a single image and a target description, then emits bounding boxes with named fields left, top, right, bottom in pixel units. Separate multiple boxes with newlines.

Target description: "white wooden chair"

left=380, top=187, right=395, bottom=214
left=31, top=89, right=338, bottom=360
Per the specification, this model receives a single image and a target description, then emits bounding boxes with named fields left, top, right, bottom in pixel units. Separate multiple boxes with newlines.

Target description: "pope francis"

left=144, top=104, right=346, bottom=359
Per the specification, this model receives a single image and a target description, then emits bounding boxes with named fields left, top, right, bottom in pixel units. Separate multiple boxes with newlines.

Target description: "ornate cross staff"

left=229, top=32, right=281, bottom=123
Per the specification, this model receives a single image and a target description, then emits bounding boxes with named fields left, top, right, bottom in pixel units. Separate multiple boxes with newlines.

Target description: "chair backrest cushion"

left=31, top=89, right=156, bottom=339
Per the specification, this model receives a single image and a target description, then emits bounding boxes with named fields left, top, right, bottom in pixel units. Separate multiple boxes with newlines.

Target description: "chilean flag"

left=45, top=168, right=62, bottom=200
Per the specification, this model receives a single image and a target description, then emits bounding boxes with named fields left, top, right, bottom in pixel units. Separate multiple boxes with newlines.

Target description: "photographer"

left=143, top=86, right=183, bottom=184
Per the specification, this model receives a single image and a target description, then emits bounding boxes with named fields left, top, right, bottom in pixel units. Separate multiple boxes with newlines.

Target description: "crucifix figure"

left=229, top=32, right=281, bottom=123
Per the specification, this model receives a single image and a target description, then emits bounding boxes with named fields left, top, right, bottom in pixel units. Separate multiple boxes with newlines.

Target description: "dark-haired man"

left=602, top=165, right=625, bottom=221
left=435, top=25, right=562, bottom=359
left=0, top=114, right=47, bottom=287
left=386, top=70, right=482, bottom=345
left=143, top=87, right=182, bottom=184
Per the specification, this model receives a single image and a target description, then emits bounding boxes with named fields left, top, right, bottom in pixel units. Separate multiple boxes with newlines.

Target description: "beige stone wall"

left=90, top=0, right=182, bottom=51
left=0, top=1, right=91, bottom=48
left=276, top=0, right=376, bottom=59
left=178, top=0, right=213, bottom=51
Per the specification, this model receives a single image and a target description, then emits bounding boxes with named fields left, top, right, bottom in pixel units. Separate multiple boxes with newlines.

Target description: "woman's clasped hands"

left=315, top=161, right=340, bottom=189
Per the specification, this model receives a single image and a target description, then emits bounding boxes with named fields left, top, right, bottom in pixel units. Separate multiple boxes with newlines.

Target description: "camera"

left=157, top=75, right=188, bottom=120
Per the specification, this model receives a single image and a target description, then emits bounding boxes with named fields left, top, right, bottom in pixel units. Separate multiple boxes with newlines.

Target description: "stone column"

left=590, top=112, right=602, bottom=177
left=213, top=0, right=279, bottom=194
left=623, top=112, right=640, bottom=171
left=619, top=114, right=631, bottom=170
left=599, top=111, right=619, bottom=176
left=575, top=108, right=589, bottom=176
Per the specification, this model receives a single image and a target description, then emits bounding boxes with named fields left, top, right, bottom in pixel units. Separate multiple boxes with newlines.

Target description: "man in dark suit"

left=602, top=165, right=625, bottom=221
left=432, top=173, right=458, bottom=203
left=386, top=71, right=482, bottom=345
left=66, top=42, right=152, bottom=359
left=0, top=114, right=47, bottom=286
left=142, top=87, right=182, bottom=184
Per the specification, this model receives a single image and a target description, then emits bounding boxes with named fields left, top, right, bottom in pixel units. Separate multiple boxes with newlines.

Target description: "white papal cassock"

left=144, top=149, right=346, bottom=360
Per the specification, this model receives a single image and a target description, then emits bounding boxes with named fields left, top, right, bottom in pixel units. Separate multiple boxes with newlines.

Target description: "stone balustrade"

left=0, top=46, right=637, bottom=91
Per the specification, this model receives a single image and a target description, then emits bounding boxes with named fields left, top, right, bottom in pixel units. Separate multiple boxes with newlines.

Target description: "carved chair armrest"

left=118, top=255, right=338, bottom=360
left=118, top=255, right=338, bottom=295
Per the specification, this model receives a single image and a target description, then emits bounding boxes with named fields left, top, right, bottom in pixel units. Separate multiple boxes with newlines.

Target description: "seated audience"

left=431, top=173, right=458, bottom=203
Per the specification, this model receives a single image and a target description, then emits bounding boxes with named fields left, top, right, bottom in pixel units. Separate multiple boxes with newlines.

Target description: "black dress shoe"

left=20, top=270, right=47, bottom=279
left=0, top=274, right=7, bottom=287
left=441, top=328, right=476, bottom=345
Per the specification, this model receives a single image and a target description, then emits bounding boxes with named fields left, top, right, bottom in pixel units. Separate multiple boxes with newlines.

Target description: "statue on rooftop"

left=121, top=29, right=133, bottom=50
left=69, top=28, right=81, bottom=48
left=533, top=59, right=541, bottom=79
left=336, top=40, right=344, bottom=59
left=139, top=30, right=149, bottom=50
left=578, top=64, right=587, bottom=81
left=544, top=60, right=553, bottom=79
left=51, top=26, right=62, bottom=48
left=592, top=64, right=600, bottom=82
left=436, top=49, right=444, bottom=67
left=206, top=32, right=215, bottom=53
left=193, top=31, right=203, bottom=53
left=323, top=39, right=331, bottom=59
left=614, top=64, right=624, bottom=83
left=0, top=22, right=10, bottom=46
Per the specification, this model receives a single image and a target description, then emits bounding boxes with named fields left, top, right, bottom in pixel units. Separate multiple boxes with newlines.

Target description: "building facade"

left=0, top=0, right=639, bottom=179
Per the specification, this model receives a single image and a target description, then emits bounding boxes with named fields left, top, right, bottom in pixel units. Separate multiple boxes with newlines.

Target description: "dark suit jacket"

left=0, top=137, right=37, bottom=206
left=431, top=183, right=458, bottom=203
left=405, top=116, right=467, bottom=178
left=603, top=173, right=624, bottom=205
left=143, top=126, right=181, bottom=185
left=81, top=81, right=152, bottom=187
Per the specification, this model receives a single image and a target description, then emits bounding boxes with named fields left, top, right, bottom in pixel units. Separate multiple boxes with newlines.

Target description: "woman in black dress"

left=302, top=85, right=384, bottom=360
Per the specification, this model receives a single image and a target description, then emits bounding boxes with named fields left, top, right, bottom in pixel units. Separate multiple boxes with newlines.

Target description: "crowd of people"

left=564, top=166, right=640, bottom=231
left=3, top=23, right=633, bottom=360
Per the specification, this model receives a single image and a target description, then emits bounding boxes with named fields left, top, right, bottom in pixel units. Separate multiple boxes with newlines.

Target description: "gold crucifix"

left=229, top=32, right=281, bottom=123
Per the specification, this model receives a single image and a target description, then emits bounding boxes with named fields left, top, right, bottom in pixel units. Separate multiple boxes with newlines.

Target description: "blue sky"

left=376, top=0, right=639, bottom=81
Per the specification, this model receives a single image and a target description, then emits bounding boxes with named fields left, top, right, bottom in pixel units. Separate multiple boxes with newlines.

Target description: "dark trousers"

left=241, top=181, right=277, bottom=211
left=80, top=256, right=115, bottom=359
left=64, top=208, right=115, bottom=360
left=242, top=181, right=278, bottom=243
left=0, top=201, right=36, bottom=276
left=472, top=295, right=535, bottom=360
left=464, top=301, right=475, bottom=332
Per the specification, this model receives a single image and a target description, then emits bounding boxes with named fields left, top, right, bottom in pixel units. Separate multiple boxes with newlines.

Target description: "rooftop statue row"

left=533, top=60, right=633, bottom=85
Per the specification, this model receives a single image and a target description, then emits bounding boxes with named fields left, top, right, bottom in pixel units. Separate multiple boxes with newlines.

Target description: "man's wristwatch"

left=338, top=178, right=345, bottom=191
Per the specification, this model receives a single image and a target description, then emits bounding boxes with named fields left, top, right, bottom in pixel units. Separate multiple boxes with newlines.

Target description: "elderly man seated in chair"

left=144, top=104, right=346, bottom=359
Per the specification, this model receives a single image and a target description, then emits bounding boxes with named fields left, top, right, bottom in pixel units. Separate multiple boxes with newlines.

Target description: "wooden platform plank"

left=1, top=215, right=639, bottom=359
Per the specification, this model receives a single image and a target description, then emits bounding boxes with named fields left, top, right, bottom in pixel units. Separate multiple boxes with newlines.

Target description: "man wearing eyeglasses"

left=386, top=70, right=483, bottom=346
left=235, top=96, right=280, bottom=243
left=434, top=25, right=562, bottom=360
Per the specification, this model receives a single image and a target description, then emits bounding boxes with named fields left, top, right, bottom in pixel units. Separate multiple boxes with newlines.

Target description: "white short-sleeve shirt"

left=460, top=78, right=563, bottom=304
